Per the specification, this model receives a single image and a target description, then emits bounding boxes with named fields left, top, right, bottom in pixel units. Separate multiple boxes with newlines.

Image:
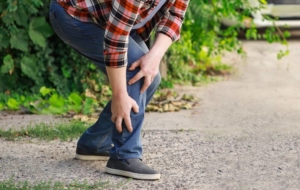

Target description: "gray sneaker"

left=75, top=147, right=109, bottom=161
left=105, top=158, right=160, bottom=180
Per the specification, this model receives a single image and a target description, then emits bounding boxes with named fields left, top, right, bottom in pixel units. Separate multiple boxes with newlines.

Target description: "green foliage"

left=0, top=85, right=110, bottom=114
left=158, top=79, right=174, bottom=89
left=0, top=121, right=89, bottom=141
left=1, top=55, right=14, bottom=74
left=0, top=0, right=291, bottom=113
left=166, top=0, right=289, bottom=84
left=0, top=0, right=106, bottom=96
left=7, top=98, right=19, bottom=110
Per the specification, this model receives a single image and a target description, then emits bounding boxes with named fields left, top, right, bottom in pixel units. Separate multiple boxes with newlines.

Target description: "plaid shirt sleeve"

left=104, top=0, right=146, bottom=68
left=156, top=0, right=189, bottom=42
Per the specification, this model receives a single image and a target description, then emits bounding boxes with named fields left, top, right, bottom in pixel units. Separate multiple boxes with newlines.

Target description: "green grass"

left=0, top=177, right=129, bottom=190
left=0, top=121, right=90, bottom=141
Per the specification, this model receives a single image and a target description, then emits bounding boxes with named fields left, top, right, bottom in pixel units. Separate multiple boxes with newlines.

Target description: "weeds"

left=0, top=121, right=89, bottom=141
left=0, top=177, right=130, bottom=190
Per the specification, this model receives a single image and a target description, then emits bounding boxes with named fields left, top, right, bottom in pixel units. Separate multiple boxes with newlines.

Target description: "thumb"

left=129, top=59, right=141, bottom=71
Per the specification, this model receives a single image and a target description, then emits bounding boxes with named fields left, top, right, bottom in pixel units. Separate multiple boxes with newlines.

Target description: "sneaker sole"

left=75, top=154, right=109, bottom=161
left=105, top=167, right=160, bottom=180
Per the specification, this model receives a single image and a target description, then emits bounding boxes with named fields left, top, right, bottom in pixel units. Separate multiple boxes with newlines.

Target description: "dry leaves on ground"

left=71, top=90, right=199, bottom=122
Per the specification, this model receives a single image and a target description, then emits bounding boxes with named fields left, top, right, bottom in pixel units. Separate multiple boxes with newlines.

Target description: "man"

left=49, top=0, right=189, bottom=180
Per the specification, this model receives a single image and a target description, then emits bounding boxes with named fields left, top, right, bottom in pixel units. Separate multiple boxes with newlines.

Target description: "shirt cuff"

left=156, top=19, right=182, bottom=42
left=104, top=51, right=128, bottom=68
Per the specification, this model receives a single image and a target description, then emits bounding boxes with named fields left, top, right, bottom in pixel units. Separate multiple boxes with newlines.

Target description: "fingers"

left=132, top=100, right=139, bottom=113
left=140, top=76, right=152, bottom=93
left=129, top=59, right=140, bottom=71
left=111, top=116, right=116, bottom=123
left=111, top=99, right=138, bottom=133
left=111, top=91, right=141, bottom=134
left=115, top=117, right=123, bottom=133
left=128, top=71, right=143, bottom=85
left=112, top=115, right=134, bottom=133
left=129, top=73, right=153, bottom=93
left=124, top=117, right=133, bottom=133
left=128, top=58, right=144, bottom=85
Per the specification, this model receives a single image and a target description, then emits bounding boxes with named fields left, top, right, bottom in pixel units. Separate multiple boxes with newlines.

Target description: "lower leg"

left=76, top=43, right=160, bottom=161
left=105, top=71, right=161, bottom=180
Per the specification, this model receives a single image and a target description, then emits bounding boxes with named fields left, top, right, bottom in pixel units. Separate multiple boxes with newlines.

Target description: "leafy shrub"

left=0, top=0, right=290, bottom=113
left=166, top=0, right=290, bottom=84
left=0, top=0, right=106, bottom=96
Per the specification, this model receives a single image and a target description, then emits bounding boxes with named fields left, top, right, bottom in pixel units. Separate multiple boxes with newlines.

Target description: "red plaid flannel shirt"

left=57, top=0, right=190, bottom=67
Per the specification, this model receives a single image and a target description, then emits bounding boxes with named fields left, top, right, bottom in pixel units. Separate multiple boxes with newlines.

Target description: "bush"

left=166, top=0, right=289, bottom=84
left=0, top=0, right=290, bottom=113
left=0, top=0, right=105, bottom=95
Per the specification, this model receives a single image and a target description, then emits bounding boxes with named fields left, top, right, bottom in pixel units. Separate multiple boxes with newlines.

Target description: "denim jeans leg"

left=109, top=32, right=162, bottom=159
left=49, top=0, right=161, bottom=159
left=49, top=1, right=113, bottom=153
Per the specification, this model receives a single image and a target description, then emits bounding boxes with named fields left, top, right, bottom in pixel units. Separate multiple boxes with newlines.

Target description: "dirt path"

left=1, top=41, right=300, bottom=190
left=145, top=41, right=300, bottom=136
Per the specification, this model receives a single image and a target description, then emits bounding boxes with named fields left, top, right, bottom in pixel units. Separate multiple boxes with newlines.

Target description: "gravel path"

left=0, top=41, right=300, bottom=190
left=1, top=132, right=300, bottom=189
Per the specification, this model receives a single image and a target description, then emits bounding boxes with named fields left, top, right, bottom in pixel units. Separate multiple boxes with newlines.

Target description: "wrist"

left=112, top=90, right=127, bottom=97
left=149, top=48, right=165, bottom=59
left=150, top=33, right=172, bottom=58
left=106, top=66, right=127, bottom=96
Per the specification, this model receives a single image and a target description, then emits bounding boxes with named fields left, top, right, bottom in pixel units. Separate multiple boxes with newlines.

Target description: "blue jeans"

left=49, top=0, right=161, bottom=160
